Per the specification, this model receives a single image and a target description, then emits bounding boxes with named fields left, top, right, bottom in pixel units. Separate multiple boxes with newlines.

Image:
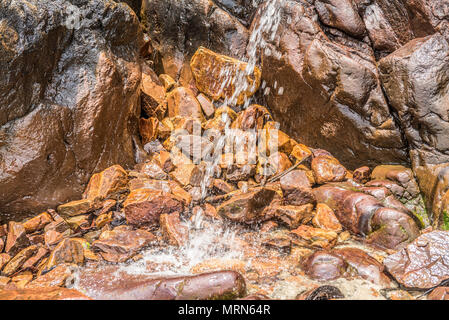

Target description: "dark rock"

left=301, top=285, right=344, bottom=300
left=353, top=166, right=371, bottom=184
left=0, top=0, right=142, bottom=220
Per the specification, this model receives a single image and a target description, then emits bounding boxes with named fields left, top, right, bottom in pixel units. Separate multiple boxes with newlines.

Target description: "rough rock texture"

left=0, top=287, right=90, bottom=300
left=0, top=0, right=143, bottom=221
left=142, top=0, right=249, bottom=86
left=384, top=230, right=449, bottom=289
left=257, top=0, right=408, bottom=170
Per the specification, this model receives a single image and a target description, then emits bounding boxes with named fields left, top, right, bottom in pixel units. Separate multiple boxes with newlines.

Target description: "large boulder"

left=141, top=0, right=249, bottom=87
left=0, top=0, right=143, bottom=222
left=256, top=0, right=408, bottom=170
left=379, top=33, right=449, bottom=226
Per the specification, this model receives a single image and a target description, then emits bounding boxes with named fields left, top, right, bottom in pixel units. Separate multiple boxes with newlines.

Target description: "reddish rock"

left=312, top=203, right=342, bottom=232
left=5, top=222, right=30, bottom=256
left=353, top=166, right=371, bottom=184
left=22, top=212, right=53, bottom=234
left=135, top=160, right=168, bottom=180
left=21, top=247, right=49, bottom=271
left=226, top=164, right=256, bottom=182
left=92, top=226, right=156, bottom=263
left=42, top=239, right=85, bottom=273
left=231, top=104, right=270, bottom=130
left=213, top=179, right=235, bottom=194
left=280, top=170, right=312, bottom=190
left=166, top=87, right=204, bottom=119
left=2, top=245, right=38, bottom=277
left=0, top=287, right=90, bottom=300
left=428, top=287, right=449, bottom=300
left=312, top=155, right=347, bottom=185
left=139, top=117, right=159, bottom=145
left=27, top=263, right=78, bottom=289
left=303, top=251, right=347, bottom=281
left=0, top=253, right=11, bottom=271
left=384, top=231, right=449, bottom=289
left=83, top=165, right=129, bottom=202
left=160, top=212, right=188, bottom=246
left=57, top=199, right=93, bottom=218
left=291, top=225, right=338, bottom=248
left=44, top=230, right=64, bottom=247
left=197, top=93, right=215, bottom=118
left=371, top=165, right=420, bottom=200
left=141, top=71, right=166, bottom=116
left=271, top=204, right=314, bottom=229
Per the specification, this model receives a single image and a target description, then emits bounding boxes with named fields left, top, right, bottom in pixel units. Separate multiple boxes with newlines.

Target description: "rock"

left=298, top=285, right=345, bottom=300
left=159, top=74, right=177, bottom=92
left=257, top=0, right=407, bottom=169
left=173, top=135, right=214, bottom=163
left=371, top=165, right=420, bottom=200
left=2, top=246, right=38, bottom=277
left=312, top=155, right=347, bottom=184
left=142, top=0, right=249, bottom=86
left=280, top=170, right=312, bottom=190
left=42, top=239, right=84, bottom=273
left=384, top=231, right=449, bottom=289
left=190, top=47, right=261, bottom=105
left=78, top=268, right=246, bottom=300
left=213, top=0, right=258, bottom=26
left=124, top=190, right=184, bottom=227
left=226, top=165, right=256, bottom=182
left=0, top=253, right=11, bottom=272
left=22, top=212, right=53, bottom=234
left=266, top=152, right=292, bottom=177
left=315, top=0, right=366, bottom=37
left=303, top=251, right=347, bottom=281
left=27, top=263, right=78, bottom=289
left=0, top=287, right=90, bottom=300
left=353, top=166, right=371, bottom=184
left=92, top=226, right=156, bottom=263
left=139, top=117, right=159, bottom=145
left=5, top=222, right=30, bottom=256
left=0, top=0, right=142, bottom=219
left=231, top=104, right=270, bottom=131
left=197, top=93, right=215, bottom=118
left=44, top=230, right=63, bottom=247
left=271, top=204, right=314, bottom=229
left=57, top=199, right=93, bottom=218
left=21, top=247, right=49, bottom=271
left=213, top=179, right=235, bottom=194
left=217, top=187, right=277, bottom=223
left=83, top=165, right=129, bottom=202
left=141, top=71, right=166, bottom=116
left=160, top=212, right=188, bottom=246
left=281, top=184, right=316, bottom=207
left=291, top=226, right=338, bottom=248
left=312, top=203, right=343, bottom=232
left=428, top=287, right=449, bottom=300
left=136, top=160, right=167, bottom=180
left=166, top=87, right=204, bottom=119
left=65, top=215, right=90, bottom=232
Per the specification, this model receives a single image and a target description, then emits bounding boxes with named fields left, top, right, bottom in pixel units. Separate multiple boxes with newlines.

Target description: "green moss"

left=442, top=210, right=449, bottom=231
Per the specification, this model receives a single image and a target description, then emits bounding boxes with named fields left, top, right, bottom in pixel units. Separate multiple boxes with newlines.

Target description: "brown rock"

left=213, top=179, right=235, bottom=194
left=5, top=222, right=30, bottom=256
left=44, top=230, right=64, bottom=247
left=312, top=203, right=342, bottom=232
left=303, top=251, right=347, bottom=281
left=190, top=47, right=260, bottom=105
left=353, top=166, right=371, bottom=184
left=0, top=287, right=90, bottom=300
left=22, top=212, right=53, bottom=234
left=92, top=226, right=156, bottom=263
left=428, top=287, right=449, bottom=300
left=312, top=155, right=347, bottom=184
left=57, top=199, right=93, bottom=218
left=83, top=165, right=128, bottom=202
left=231, top=104, right=270, bottom=130
left=0, top=253, right=11, bottom=272
left=141, top=71, right=166, bottom=113
left=371, top=165, right=420, bottom=200
left=226, top=164, right=256, bottom=182
left=271, top=204, right=314, bottom=229
left=167, top=87, right=204, bottom=119
left=384, top=231, right=449, bottom=289
left=280, top=170, right=312, bottom=189
left=65, top=215, right=91, bottom=232
left=136, top=160, right=168, bottom=180
left=2, top=245, right=38, bottom=277
left=160, top=212, right=188, bottom=246
left=43, top=239, right=84, bottom=273
left=197, top=93, right=215, bottom=118
left=159, top=74, right=177, bottom=92
left=291, top=225, right=338, bottom=248
left=139, top=117, right=159, bottom=145
left=21, top=247, right=49, bottom=271
left=27, top=263, right=78, bottom=289
left=291, top=144, right=313, bottom=163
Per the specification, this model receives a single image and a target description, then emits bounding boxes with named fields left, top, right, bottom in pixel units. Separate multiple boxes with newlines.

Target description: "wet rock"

left=231, top=104, right=270, bottom=131
left=226, top=165, right=256, bottom=182
left=217, top=187, right=277, bottom=223
left=282, top=185, right=316, bottom=207
left=57, top=199, right=93, bottom=218
left=159, top=74, right=177, bottom=92
left=258, top=0, right=407, bottom=169
left=384, top=231, right=449, bottom=289
left=5, top=222, right=30, bottom=257
left=0, top=287, right=90, bottom=300
left=83, top=165, right=129, bottom=202
left=213, top=179, right=235, bottom=195
left=92, top=226, right=156, bottom=263
left=141, top=71, right=166, bottom=116
left=27, top=263, right=78, bottom=289
left=0, top=0, right=142, bottom=219
left=428, top=287, right=449, bottom=300
left=291, top=225, right=338, bottom=248
left=312, top=203, right=342, bottom=232
left=124, top=190, right=184, bottom=227
left=312, top=155, right=347, bottom=185
left=2, top=246, right=38, bottom=277
left=78, top=268, right=246, bottom=300
left=0, top=253, right=11, bottom=272
left=173, top=135, right=214, bottom=163
left=139, top=117, right=159, bottom=145
left=167, top=87, right=204, bottom=119
left=371, top=165, right=420, bottom=200
left=280, top=170, right=312, bottom=189
left=270, top=204, right=314, bottom=229
left=197, top=93, right=215, bottom=118
left=22, top=247, right=49, bottom=271
left=190, top=47, right=260, bottom=105
left=44, top=230, right=64, bottom=247
left=160, top=212, right=188, bottom=246
left=136, top=160, right=168, bottom=180
left=42, top=239, right=84, bottom=273
left=353, top=166, right=371, bottom=184
left=303, top=251, right=347, bottom=281
left=300, top=285, right=345, bottom=300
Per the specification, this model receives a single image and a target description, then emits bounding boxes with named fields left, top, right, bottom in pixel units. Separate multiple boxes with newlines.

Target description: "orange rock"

left=27, top=263, right=78, bottom=289
left=159, top=74, right=177, bottom=92
left=2, top=245, right=38, bottom=277
left=5, top=222, right=30, bottom=256
left=190, top=258, right=247, bottom=275
left=44, top=230, right=63, bottom=247
left=197, top=93, right=215, bottom=118
left=139, top=117, right=159, bottom=145
left=291, top=144, right=312, bottom=163
left=21, top=247, right=49, bottom=271
left=166, top=87, right=204, bottom=119
left=190, top=47, right=261, bottom=105
left=83, top=165, right=128, bottom=202
left=312, top=203, right=343, bottom=232
left=272, top=204, right=314, bottom=229
left=311, top=155, right=347, bottom=184
left=0, top=287, right=90, bottom=300
left=22, top=212, right=53, bottom=234
left=0, top=253, right=11, bottom=271
left=57, top=199, right=93, bottom=218
left=43, top=239, right=84, bottom=273
left=231, top=104, right=270, bottom=130
left=291, top=225, right=338, bottom=248
left=160, top=212, right=188, bottom=247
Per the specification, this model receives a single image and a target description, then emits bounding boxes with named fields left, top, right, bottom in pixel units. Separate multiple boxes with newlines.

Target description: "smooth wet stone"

left=139, top=117, right=159, bottom=145
left=22, top=212, right=53, bottom=234
left=353, top=166, right=371, bottom=184
left=217, top=187, right=277, bottom=224
left=0, top=287, right=90, bottom=300
left=21, top=247, right=49, bottom=271
left=303, top=251, right=347, bottom=281
left=384, top=231, right=449, bottom=289
left=226, top=164, right=256, bottom=182
left=83, top=165, right=129, bottom=202
left=312, top=155, right=347, bottom=185
left=269, top=204, right=314, bottom=229
left=190, top=47, right=261, bottom=105
left=92, top=226, right=156, bottom=263
left=160, top=212, right=188, bottom=246
left=5, top=222, right=30, bottom=257
left=231, top=104, right=270, bottom=130
left=280, top=170, right=311, bottom=190
left=78, top=268, right=246, bottom=300
left=312, top=203, right=342, bottom=232
left=167, top=87, right=204, bottom=119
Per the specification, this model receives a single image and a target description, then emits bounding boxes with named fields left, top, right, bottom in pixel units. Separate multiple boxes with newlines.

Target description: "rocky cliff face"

left=0, top=0, right=143, bottom=221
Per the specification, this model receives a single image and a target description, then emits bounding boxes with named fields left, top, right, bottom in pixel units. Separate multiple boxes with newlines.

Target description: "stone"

left=42, top=239, right=84, bottom=273
left=312, top=155, right=347, bottom=185
left=213, top=179, right=235, bottom=194
left=371, top=165, right=420, bottom=200
left=266, top=152, right=292, bottom=177
left=291, top=225, right=338, bottom=248
left=271, top=204, right=314, bottom=229
left=298, top=285, right=345, bottom=301
left=160, top=212, right=188, bottom=246
left=173, top=135, right=214, bottom=163
left=428, top=287, right=449, bottom=300
left=2, top=246, right=38, bottom=277
left=65, top=215, right=91, bottom=232
left=0, top=287, right=90, bottom=300
left=77, top=267, right=246, bottom=300
left=280, top=170, right=312, bottom=189
left=353, top=166, right=371, bottom=184
left=139, top=117, right=159, bottom=145
left=190, top=47, right=260, bottom=105
left=257, top=0, right=407, bottom=169
left=5, top=222, right=30, bottom=256
left=0, top=253, right=11, bottom=272
left=217, top=187, right=277, bottom=224
left=226, top=165, right=256, bottom=182
left=167, top=87, right=204, bottom=119
left=384, top=231, right=449, bottom=289
left=44, top=230, right=63, bottom=247
left=27, top=263, right=78, bottom=289
left=124, top=190, right=184, bottom=227
left=22, top=212, right=53, bottom=234
left=0, top=0, right=142, bottom=220
left=197, top=93, right=215, bottom=118
left=83, top=165, right=129, bottom=202
left=159, top=74, right=177, bottom=92
left=57, top=199, right=93, bottom=218
left=92, top=226, right=156, bottom=263
left=170, top=164, right=197, bottom=187
left=21, top=247, right=49, bottom=271
left=303, top=251, right=347, bottom=281
left=312, top=203, right=342, bottom=232
left=136, top=160, right=167, bottom=180
left=291, top=144, right=313, bottom=163
left=231, top=104, right=270, bottom=131
left=141, top=71, right=166, bottom=115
